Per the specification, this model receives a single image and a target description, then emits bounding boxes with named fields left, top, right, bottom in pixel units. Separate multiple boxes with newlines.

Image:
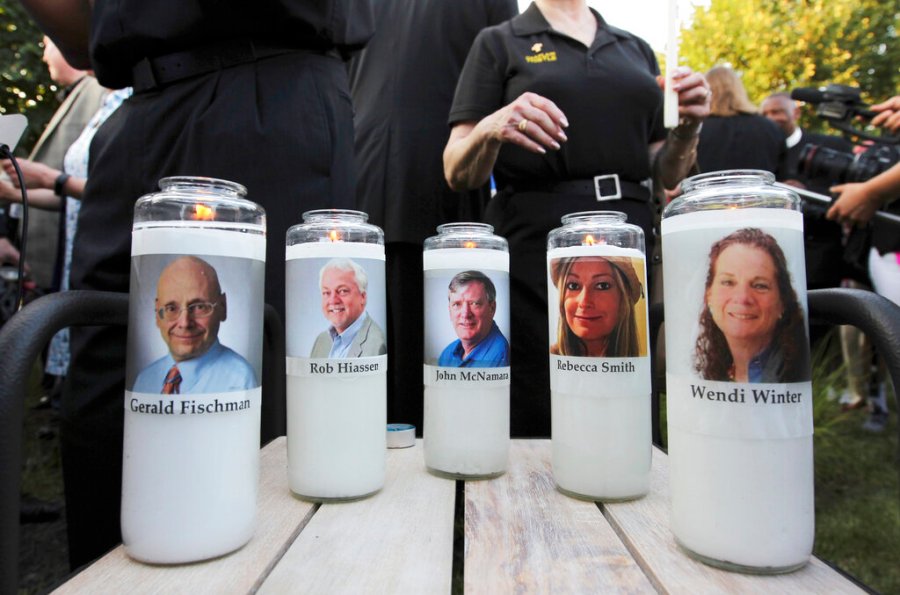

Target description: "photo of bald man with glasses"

left=133, top=255, right=258, bottom=394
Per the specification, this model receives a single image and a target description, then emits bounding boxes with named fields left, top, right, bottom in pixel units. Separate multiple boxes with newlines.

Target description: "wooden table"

left=54, top=439, right=863, bottom=594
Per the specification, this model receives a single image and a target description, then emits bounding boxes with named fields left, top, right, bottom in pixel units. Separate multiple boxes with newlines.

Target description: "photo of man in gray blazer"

left=311, top=258, right=387, bottom=358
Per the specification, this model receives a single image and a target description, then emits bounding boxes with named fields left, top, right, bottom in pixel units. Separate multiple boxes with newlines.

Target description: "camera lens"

left=798, top=144, right=853, bottom=183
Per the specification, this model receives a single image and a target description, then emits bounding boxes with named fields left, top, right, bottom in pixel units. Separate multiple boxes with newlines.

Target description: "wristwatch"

left=54, top=172, right=71, bottom=196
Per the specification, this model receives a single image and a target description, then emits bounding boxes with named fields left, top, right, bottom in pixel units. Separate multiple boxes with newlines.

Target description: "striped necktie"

left=162, top=365, right=182, bottom=395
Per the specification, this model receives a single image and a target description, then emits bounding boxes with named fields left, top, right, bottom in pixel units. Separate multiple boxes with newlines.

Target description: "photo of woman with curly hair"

left=549, top=256, right=646, bottom=357
left=695, top=228, right=809, bottom=382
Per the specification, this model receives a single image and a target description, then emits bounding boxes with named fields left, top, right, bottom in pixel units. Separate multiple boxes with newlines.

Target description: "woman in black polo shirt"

left=443, top=0, right=710, bottom=436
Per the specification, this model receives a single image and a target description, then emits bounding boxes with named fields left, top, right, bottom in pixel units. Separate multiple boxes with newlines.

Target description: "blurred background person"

left=0, top=36, right=103, bottom=401
left=697, top=65, right=783, bottom=174
left=348, top=0, right=517, bottom=433
left=442, top=0, right=709, bottom=436
left=2, top=86, right=131, bottom=388
left=3, top=36, right=104, bottom=296
left=827, top=96, right=900, bottom=431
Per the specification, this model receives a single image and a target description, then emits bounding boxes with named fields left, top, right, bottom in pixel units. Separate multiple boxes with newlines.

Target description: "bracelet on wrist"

left=670, top=122, right=702, bottom=141
left=54, top=173, right=71, bottom=197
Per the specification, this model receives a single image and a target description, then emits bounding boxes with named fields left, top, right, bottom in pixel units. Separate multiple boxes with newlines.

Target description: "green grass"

left=809, top=333, right=899, bottom=594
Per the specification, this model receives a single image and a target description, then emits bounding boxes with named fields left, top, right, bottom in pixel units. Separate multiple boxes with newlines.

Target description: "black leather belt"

left=515, top=174, right=651, bottom=201
left=131, top=39, right=330, bottom=93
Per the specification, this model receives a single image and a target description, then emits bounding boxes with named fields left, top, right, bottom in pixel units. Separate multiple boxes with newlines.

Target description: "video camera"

left=790, top=84, right=899, bottom=185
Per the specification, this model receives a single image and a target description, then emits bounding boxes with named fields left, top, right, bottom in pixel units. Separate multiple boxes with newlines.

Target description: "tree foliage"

left=678, top=0, right=900, bottom=131
left=1, top=0, right=56, bottom=154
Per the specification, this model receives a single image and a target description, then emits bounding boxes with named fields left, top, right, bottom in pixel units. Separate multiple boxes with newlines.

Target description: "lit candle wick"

left=584, top=235, right=596, bottom=246
left=193, top=204, right=215, bottom=220
left=464, top=241, right=477, bottom=249
left=329, top=230, right=341, bottom=242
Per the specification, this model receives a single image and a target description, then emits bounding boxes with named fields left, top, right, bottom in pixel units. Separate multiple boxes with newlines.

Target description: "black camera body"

left=791, top=84, right=899, bottom=185
left=799, top=142, right=900, bottom=185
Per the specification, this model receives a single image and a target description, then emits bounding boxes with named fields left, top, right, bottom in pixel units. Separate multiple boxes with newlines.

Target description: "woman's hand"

left=483, top=92, right=569, bottom=155
left=444, top=92, right=568, bottom=190
left=827, top=161, right=900, bottom=226
left=657, top=67, right=711, bottom=131
left=1, top=158, right=59, bottom=190
left=827, top=182, right=884, bottom=227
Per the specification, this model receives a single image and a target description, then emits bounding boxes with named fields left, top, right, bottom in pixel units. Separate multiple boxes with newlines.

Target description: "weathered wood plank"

left=602, top=446, right=865, bottom=594
left=257, top=440, right=454, bottom=594
left=54, top=437, right=316, bottom=594
left=464, top=440, right=655, bottom=594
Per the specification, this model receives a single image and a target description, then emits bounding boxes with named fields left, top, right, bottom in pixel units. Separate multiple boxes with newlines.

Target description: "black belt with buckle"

left=131, top=39, right=331, bottom=93
left=514, top=174, right=651, bottom=201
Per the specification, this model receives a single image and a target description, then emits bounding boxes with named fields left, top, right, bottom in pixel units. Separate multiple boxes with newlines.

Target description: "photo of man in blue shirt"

left=133, top=256, right=257, bottom=394
left=438, top=270, right=510, bottom=368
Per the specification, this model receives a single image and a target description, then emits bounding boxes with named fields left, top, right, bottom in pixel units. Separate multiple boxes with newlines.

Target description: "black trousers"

left=385, top=242, right=425, bottom=433
left=485, top=190, right=655, bottom=437
left=62, top=52, right=356, bottom=569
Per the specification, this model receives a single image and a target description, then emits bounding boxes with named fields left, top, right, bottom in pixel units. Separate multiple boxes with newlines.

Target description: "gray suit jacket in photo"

left=310, top=313, right=387, bottom=358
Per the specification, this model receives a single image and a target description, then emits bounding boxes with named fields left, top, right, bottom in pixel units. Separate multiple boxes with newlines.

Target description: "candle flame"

left=193, top=204, right=215, bottom=221
left=584, top=234, right=596, bottom=246
left=329, top=230, right=341, bottom=242
left=464, top=241, right=477, bottom=249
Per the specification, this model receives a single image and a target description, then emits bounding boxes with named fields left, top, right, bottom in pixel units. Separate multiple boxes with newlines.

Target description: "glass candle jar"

left=285, top=209, right=386, bottom=500
left=661, top=170, right=813, bottom=573
left=423, top=223, right=510, bottom=478
left=124, top=176, right=266, bottom=563
left=547, top=211, right=651, bottom=501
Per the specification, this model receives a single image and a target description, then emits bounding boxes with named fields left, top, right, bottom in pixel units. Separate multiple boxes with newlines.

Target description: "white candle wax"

left=285, top=240, right=387, bottom=500
left=423, top=248, right=510, bottom=478
left=547, top=246, right=651, bottom=501
left=423, top=385, right=509, bottom=477
left=669, top=429, right=814, bottom=570
left=664, top=0, right=680, bottom=129
left=287, top=375, right=386, bottom=499
left=124, top=226, right=265, bottom=564
left=661, top=208, right=814, bottom=572
left=121, top=391, right=260, bottom=563
left=552, top=391, right=651, bottom=500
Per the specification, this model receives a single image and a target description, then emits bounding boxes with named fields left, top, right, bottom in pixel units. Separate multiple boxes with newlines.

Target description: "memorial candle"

left=662, top=170, right=814, bottom=573
left=123, top=176, right=266, bottom=563
left=547, top=212, right=652, bottom=501
left=285, top=210, right=386, bottom=500
left=423, top=223, right=510, bottom=478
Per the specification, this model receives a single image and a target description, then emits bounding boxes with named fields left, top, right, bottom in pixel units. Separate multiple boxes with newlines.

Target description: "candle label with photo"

left=127, top=227, right=266, bottom=405
left=423, top=248, right=511, bottom=388
left=547, top=245, right=651, bottom=397
left=285, top=242, right=387, bottom=375
left=661, top=208, right=813, bottom=440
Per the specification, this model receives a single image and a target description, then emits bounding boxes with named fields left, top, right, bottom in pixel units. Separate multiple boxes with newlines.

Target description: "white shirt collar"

left=785, top=128, right=803, bottom=149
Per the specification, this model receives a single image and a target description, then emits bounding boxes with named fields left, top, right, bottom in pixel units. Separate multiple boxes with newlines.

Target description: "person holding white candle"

left=442, top=0, right=710, bottom=435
